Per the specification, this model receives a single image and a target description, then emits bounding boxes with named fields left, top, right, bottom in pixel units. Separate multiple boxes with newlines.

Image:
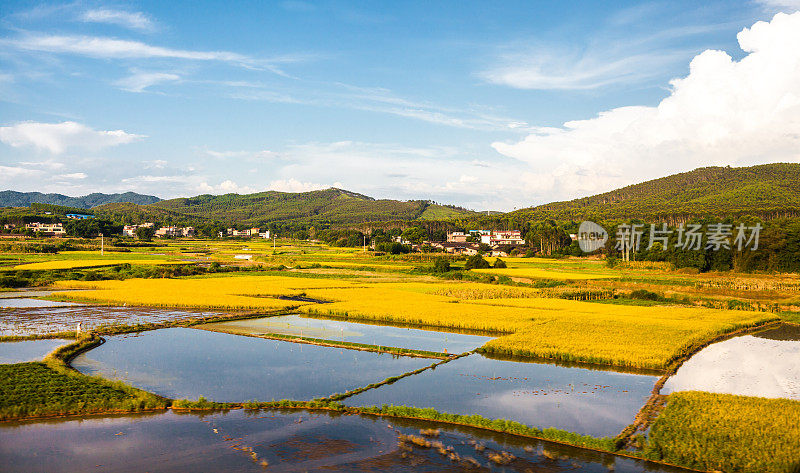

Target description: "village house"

left=122, top=222, right=154, bottom=237
left=25, top=222, right=65, bottom=236
left=484, top=230, right=525, bottom=246
left=221, top=228, right=270, bottom=238
left=446, top=231, right=468, bottom=243
left=154, top=226, right=195, bottom=238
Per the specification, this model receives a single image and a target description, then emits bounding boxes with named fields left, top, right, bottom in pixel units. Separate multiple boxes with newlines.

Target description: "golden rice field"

left=646, top=391, right=800, bottom=473
left=52, top=275, right=362, bottom=310
left=300, top=282, right=776, bottom=370
left=49, top=272, right=777, bottom=370
left=11, top=259, right=186, bottom=271
left=471, top=267, right=618, bottom=280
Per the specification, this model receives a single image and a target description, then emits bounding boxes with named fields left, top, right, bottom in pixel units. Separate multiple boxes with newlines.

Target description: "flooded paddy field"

left=0, top=338, right=69, bottom=364
left=343, top=353, right=659, bottom=437
left=663, top=323, right=800, bottom=399
left=0, top=297, right=79, bottom=309
left=197, top=314, right=494, bottom=353
left=71, top=328, right=433, bottom=401
left=0, top=302, right=226, bottom=337
left=0, top=409, right=692, bottom=472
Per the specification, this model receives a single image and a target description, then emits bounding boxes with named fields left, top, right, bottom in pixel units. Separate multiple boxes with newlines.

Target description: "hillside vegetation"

left=0, top=191, right=160, bottom=209
left=506, top=163, right=800, bottom=223
left=95, top=188, right=477, bottom=227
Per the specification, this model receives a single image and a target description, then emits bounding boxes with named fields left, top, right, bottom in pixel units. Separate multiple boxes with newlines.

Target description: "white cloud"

left=267, top=178, right=328, bottom=193
left=197, top=179, right=257, bottom=194
left=114, top=71, right=181, bottom=92
left=491, top=12, right=800, bottom=201
left=756, top=0, right=800, bottom=12
left=80, top=9, right=154, bottom=31
left=203, top=149, right=278, bottom=160
left=5, top=34, right=311, bottom=75
left=0, top=121, right=143, bottom=154
left=481, top=47, right=688, bottom=90
left=9, top=34, right=249, bottom=62
left=56, top=172, right=87, bottom=180
left=480, top=19, right=730, bottom=90
left=0, top=165, right=41, bottom=179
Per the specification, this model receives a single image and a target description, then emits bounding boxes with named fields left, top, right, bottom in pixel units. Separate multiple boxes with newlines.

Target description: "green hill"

left=94, top=188, right=478, bottom=227
left=0, top=191, right=161, bottom=209
left=507, top=163, right=800, bottom=223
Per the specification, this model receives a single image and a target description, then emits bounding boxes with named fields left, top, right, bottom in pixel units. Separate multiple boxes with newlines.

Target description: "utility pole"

left=100, top=233, right=104, bottom=256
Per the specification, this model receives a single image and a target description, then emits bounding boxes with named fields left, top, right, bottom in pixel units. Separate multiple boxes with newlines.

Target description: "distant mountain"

left=507, top=163, right=800, bottom=223
left=0, top=191, right=161, bottom=209
left=95, top=188, right=478, bottom=226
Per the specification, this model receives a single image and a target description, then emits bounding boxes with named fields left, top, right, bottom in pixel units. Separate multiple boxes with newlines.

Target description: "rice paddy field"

left=3, top=236, right=800, bottom=472
left=48, top=269, right=780, bottom=370
left=645, top=391, right=800, bottom=473
left=10, top=259, right=187, bottom=270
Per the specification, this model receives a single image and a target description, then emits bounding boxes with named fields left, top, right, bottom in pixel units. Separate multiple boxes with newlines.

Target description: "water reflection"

left=663, top=323, right=800, bottom=399
left=0, top=338, right=70, bottom=364
left=72, top=328, right=432, bottom=401
left=0, top=410, right=692, bottom=472
left=197, top=314, right=494, bottom=353
left=344, top=353, right=658, bottom=437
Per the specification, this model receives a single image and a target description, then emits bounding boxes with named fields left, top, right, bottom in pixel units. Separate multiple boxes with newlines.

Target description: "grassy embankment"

left=171, top=399, right=617, bottom=453
left=644, top=391, right=800, bottom=473
left=0, top=336, right=168, bottom=421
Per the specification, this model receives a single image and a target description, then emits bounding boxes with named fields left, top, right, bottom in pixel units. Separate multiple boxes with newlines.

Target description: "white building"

left=123, top=222, right=154, bottom=237
left=25, top=222, right=65, bottom=236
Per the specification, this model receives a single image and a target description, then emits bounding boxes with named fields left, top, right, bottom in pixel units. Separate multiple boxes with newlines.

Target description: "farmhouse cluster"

left=395, top=230, right=525, bottom=256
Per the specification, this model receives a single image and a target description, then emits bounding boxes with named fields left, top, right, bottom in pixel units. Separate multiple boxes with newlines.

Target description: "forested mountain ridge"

left=0, top=191, right=161, bottom=209
left=507, top=163, right=800, bottom=223
left=94, top=188, right=478, bottom=227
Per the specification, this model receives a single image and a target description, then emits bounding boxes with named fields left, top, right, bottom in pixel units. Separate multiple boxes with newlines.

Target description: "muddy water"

left=197, top=314, right=494, bottom=353
left=0, top=338, right=70, bottom=364
left=0, top=298, right=79, bottom=308
left=0, top=304, right=225, bottom=337
left=0, top=409, right=692, bottom=472
left=662, top=323, right=800, bottom=399
left=343, top=353, right=658, bottom=437
left=71, top=328, right=433, bottom=401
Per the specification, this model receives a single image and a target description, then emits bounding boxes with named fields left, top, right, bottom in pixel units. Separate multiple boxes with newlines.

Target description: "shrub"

left=432, top=257, right=450, bottom=273
left=493, top=258, right=507, bottom=268
left=464, top=255, right=490, bottom=270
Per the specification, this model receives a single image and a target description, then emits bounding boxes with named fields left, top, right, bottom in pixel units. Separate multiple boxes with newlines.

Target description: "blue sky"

left=1, top=1, right=799, bottom=210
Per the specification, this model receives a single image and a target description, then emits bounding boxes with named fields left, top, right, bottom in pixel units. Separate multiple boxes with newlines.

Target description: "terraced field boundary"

left=319, top=352, right=472, bottom=402
left=1, top=309, right=290, bottom=342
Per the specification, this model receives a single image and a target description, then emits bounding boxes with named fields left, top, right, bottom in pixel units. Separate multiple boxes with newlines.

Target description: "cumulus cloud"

left=194, top=179, right=257, bottom=194
left=491, top=12, right=800, bottom=200
left=0, top=121, right=143, bottom=154
left=80, top=9, right=154, bottom=31
left=114, top=71, right=181, bottom=92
